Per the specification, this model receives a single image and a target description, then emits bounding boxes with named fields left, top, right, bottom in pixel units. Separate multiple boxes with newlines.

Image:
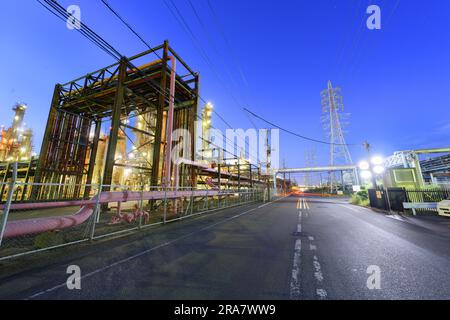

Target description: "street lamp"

left=358, top=160, right=370, bottom=171
left=371, top=155, right=385, bottom=178
left=360, top=169, right=372, bottom=180
left=373, top=165, right=385, bottom=175
left=358, top=155, right=385, bottom=188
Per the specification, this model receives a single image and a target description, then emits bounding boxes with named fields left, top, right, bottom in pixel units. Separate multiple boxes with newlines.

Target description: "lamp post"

left=363, top=141, right=378, bottom=188
left=359, top=142, right=385, bottom=189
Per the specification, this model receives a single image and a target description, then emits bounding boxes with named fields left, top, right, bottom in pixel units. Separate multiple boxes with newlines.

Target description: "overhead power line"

left=161, top=0, right=260, bottom=162
left=37, top=0, right=259, bottom=163
left=243, top=107, right=360, bottom=147
left=100, top=0, right=260, bottom=163
left=37, top=0, right=182, bottom=108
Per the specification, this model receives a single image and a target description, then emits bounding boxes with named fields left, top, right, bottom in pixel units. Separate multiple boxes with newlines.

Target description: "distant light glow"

left=358, top=161, right=370, bottom=170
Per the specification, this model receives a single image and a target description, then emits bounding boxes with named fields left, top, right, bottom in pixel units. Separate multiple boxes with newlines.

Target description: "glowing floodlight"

left=360, top=170, right=372, bottom=179
left=371, top=156, right=384, bottom=166
left=373, top=165, right=385, bottom=174
left=358, top=161, right=370, bottom=170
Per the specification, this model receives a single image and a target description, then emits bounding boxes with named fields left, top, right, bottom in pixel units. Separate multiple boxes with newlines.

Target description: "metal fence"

left=405, top=188, right=449, bottom=213
left=0, top=168, right=265, bottom=261
left=405, top=188, right=450, bottom=203
left=368, top=187, right=449, bottom=214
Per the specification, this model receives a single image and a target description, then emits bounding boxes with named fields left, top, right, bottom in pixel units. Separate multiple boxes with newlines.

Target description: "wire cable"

left=243, top=107, right=360, bottom=147
left=101, top=0, right=261, bottom=163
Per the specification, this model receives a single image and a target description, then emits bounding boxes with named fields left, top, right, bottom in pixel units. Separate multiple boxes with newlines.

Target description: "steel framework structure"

left=32, top=41, right=199, bottom=200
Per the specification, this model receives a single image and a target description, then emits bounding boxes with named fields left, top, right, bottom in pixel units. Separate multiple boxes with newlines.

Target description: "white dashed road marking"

left=290, top=239, right=302, bottom=299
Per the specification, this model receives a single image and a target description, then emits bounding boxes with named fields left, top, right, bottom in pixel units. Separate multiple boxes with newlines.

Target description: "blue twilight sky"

left=0, top=0, right=449, bottom=169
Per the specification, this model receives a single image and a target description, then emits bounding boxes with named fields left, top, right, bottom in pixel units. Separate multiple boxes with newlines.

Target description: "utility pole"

left=266, top=129, right=271, bottom=201
left=283, top=159, right=286, bottom=195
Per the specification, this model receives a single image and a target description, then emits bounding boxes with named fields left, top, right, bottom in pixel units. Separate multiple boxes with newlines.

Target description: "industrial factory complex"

left=0, top=43, right=449, bottom=208
left=1, top=0, right=450, bottom=306
left=0, top=42, right=271, bottom=206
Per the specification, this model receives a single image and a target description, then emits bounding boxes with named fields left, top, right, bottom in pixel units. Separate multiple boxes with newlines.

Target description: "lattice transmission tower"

left=320, top=81, right=353, bottom=192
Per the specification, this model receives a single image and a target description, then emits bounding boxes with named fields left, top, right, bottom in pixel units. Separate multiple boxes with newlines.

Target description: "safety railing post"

left=163, top=187, right=167, bottom=224
left=89, top=183, right=102, bottom=241
left=0, top=162, right=17, bottom=247
left=138, top=184, right=144, bottom=230
left=190, top=187, right=194, bottom=215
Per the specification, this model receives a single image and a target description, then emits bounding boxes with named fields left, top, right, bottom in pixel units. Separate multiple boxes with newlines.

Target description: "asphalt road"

left=1, top=195, right=450, bottom=300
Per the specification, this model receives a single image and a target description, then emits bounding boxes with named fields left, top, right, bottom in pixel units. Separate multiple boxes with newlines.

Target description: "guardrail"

left=0, top=167, right=265, bottom=261
left=402, top=202, right=438, bottom=215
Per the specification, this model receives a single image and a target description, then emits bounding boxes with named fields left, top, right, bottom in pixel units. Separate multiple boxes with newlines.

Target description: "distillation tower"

left=0, top=103, right=33, bottom=162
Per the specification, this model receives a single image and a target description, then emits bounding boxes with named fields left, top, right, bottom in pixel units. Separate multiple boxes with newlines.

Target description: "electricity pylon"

left=320, top=81, right=353, bottom=193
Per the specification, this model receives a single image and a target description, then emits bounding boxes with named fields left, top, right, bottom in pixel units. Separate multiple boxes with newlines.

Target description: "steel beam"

left=191, top=73, right=200, bottom=187
left=84, top=120, right=101, bottom=198
left=151, top=40, right=169, bottom=187
left=102, top=58, right=128, bottom=188
left=31, top=84, right=61, bottom=200
left=276, top=165, right=357, bottom=174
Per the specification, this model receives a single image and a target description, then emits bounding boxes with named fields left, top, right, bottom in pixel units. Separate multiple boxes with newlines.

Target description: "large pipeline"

left=2, top=190, right=221, bottom=239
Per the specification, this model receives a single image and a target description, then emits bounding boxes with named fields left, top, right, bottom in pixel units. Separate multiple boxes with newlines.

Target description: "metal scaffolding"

left=31, top=41, right=199, bottom=200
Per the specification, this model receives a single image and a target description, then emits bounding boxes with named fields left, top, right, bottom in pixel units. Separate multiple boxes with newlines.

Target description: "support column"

left=354, top=168, right=360, bottom=186
left=102, top=58, right=127, bottom=189
left=191, top=73, right=200, bottom=187
left=151, top=40, right=169, bottom=187
left=31, top=84, right=61, bottom=200
left=237, top=162, right=241, bottom=191
left=84, top=119, right=101, bottom=198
